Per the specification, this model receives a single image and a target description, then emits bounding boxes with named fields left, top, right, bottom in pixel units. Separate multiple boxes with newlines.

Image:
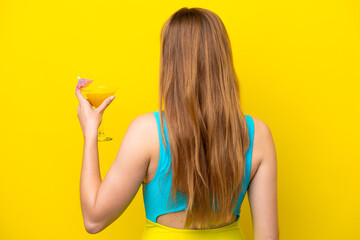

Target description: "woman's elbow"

left=84, top=220, right=102, bottom=234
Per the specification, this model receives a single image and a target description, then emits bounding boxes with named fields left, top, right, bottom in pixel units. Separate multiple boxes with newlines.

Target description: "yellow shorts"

left=141, top=219, right=246, bottom=240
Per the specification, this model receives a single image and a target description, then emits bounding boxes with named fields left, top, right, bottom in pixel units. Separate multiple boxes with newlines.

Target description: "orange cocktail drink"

left=82, top=86, right=117, bottom=108
left=80, top=83, right=118, bottom=142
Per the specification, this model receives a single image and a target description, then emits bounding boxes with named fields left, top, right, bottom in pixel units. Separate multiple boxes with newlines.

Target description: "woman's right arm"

left=248, top=117, right=279, bottom=240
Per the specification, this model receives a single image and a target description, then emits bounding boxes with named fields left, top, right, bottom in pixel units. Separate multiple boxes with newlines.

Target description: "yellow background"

left=1, top=0, right=359, bottom=239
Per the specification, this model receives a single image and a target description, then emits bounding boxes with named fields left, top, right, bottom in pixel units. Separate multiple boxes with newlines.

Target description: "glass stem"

left=98, top=120, right=105, bottom=139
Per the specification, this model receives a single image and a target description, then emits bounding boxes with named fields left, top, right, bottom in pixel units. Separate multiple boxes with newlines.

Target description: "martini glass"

left=81, top=83, right=118, bottom=142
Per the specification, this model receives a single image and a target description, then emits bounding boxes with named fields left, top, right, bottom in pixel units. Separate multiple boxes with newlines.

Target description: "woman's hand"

left=75, top=88, right=115, bottom=138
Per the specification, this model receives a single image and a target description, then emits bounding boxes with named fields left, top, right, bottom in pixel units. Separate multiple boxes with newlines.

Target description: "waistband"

left=141, top=218, right=246, bottom=240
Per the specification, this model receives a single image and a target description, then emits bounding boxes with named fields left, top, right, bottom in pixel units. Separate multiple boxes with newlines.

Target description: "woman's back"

left=143, top=113, right=264, bottom=229
left=140, top=111, right=266, bottom=239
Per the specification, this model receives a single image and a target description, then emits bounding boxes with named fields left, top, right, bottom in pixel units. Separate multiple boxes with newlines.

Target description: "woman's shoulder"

left=127, top=112, right=160, bottom=139
left=251, top=116, right=271, bottom=134
left=243, top=115, right=277, bottom=183
left=127, top=111, right=160, bottom=158
left=250, top=116, right=276, bottom=172
left=251, top=116, right=274, bottom=148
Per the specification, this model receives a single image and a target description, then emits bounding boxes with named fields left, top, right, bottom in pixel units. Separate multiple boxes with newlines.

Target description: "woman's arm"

left=80, top=113, right=154, bottom=234
left=248, top=117, right=279, bottom=240
left=80, top=132, right=102, bottom=233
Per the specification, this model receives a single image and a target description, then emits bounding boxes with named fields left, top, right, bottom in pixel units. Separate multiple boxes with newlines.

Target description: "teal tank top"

left=142, top=111, right=255, bottom=223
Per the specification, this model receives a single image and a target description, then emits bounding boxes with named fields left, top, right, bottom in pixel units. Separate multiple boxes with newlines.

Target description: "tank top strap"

left=232, top=114, right=254, bottom=220
left=152, top=111, right=170, bottom=154
left=151, top=111, right=172, bottom=187
left=243, top=114, right=255, bottom=192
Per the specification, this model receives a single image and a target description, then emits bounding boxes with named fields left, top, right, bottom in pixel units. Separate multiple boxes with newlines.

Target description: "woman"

left=75, top=7, right=279, bottom=240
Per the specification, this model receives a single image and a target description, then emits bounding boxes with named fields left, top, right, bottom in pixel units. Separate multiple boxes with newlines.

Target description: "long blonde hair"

left=158, top=7, right=250, bottom=229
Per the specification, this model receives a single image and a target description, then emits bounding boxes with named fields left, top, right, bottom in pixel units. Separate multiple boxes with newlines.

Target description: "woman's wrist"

left=84, top=130, right=98, bottom=142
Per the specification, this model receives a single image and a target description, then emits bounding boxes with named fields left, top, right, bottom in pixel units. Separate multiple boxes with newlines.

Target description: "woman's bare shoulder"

left=131, top=112, right=157, bottom=126
left=130, top=111, right=159, bottom=149
left=251, top=116, right=275, bottom=159
left=248, top=116, right=276, bottom=182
